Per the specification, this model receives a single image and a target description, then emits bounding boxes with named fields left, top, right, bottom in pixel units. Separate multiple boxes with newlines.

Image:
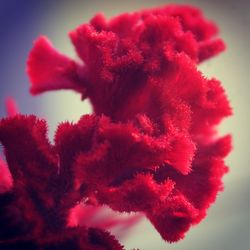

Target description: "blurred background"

left=0, top=0, right=249, bottom=249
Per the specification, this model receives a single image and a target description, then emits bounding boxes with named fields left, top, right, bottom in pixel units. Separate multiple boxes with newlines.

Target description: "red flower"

left=0, top=4, right=232, bottom=249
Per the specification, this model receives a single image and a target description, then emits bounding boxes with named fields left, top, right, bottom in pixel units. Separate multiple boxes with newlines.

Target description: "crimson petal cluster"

left=0, top=4, right=232, bottom=248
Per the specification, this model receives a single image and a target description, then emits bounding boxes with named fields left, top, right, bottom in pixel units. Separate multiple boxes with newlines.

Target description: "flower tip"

left=5, top=97, right=19, bottom=117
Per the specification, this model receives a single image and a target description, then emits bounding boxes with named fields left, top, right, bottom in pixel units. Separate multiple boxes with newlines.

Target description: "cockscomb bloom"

left=0, top=100, right=127, bottom=250
left=0, top=4, right=232, bottom=249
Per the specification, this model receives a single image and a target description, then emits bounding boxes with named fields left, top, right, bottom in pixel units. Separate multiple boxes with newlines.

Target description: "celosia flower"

left=0, top=4, right=232, bottom=249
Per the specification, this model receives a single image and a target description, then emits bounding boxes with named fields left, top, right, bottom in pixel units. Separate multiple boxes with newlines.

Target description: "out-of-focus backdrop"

left=0, top=0, right=249, bottom=249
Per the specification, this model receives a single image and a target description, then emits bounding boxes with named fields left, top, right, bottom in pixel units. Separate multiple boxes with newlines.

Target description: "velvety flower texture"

left=0, top=4, right=232, bottom=249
